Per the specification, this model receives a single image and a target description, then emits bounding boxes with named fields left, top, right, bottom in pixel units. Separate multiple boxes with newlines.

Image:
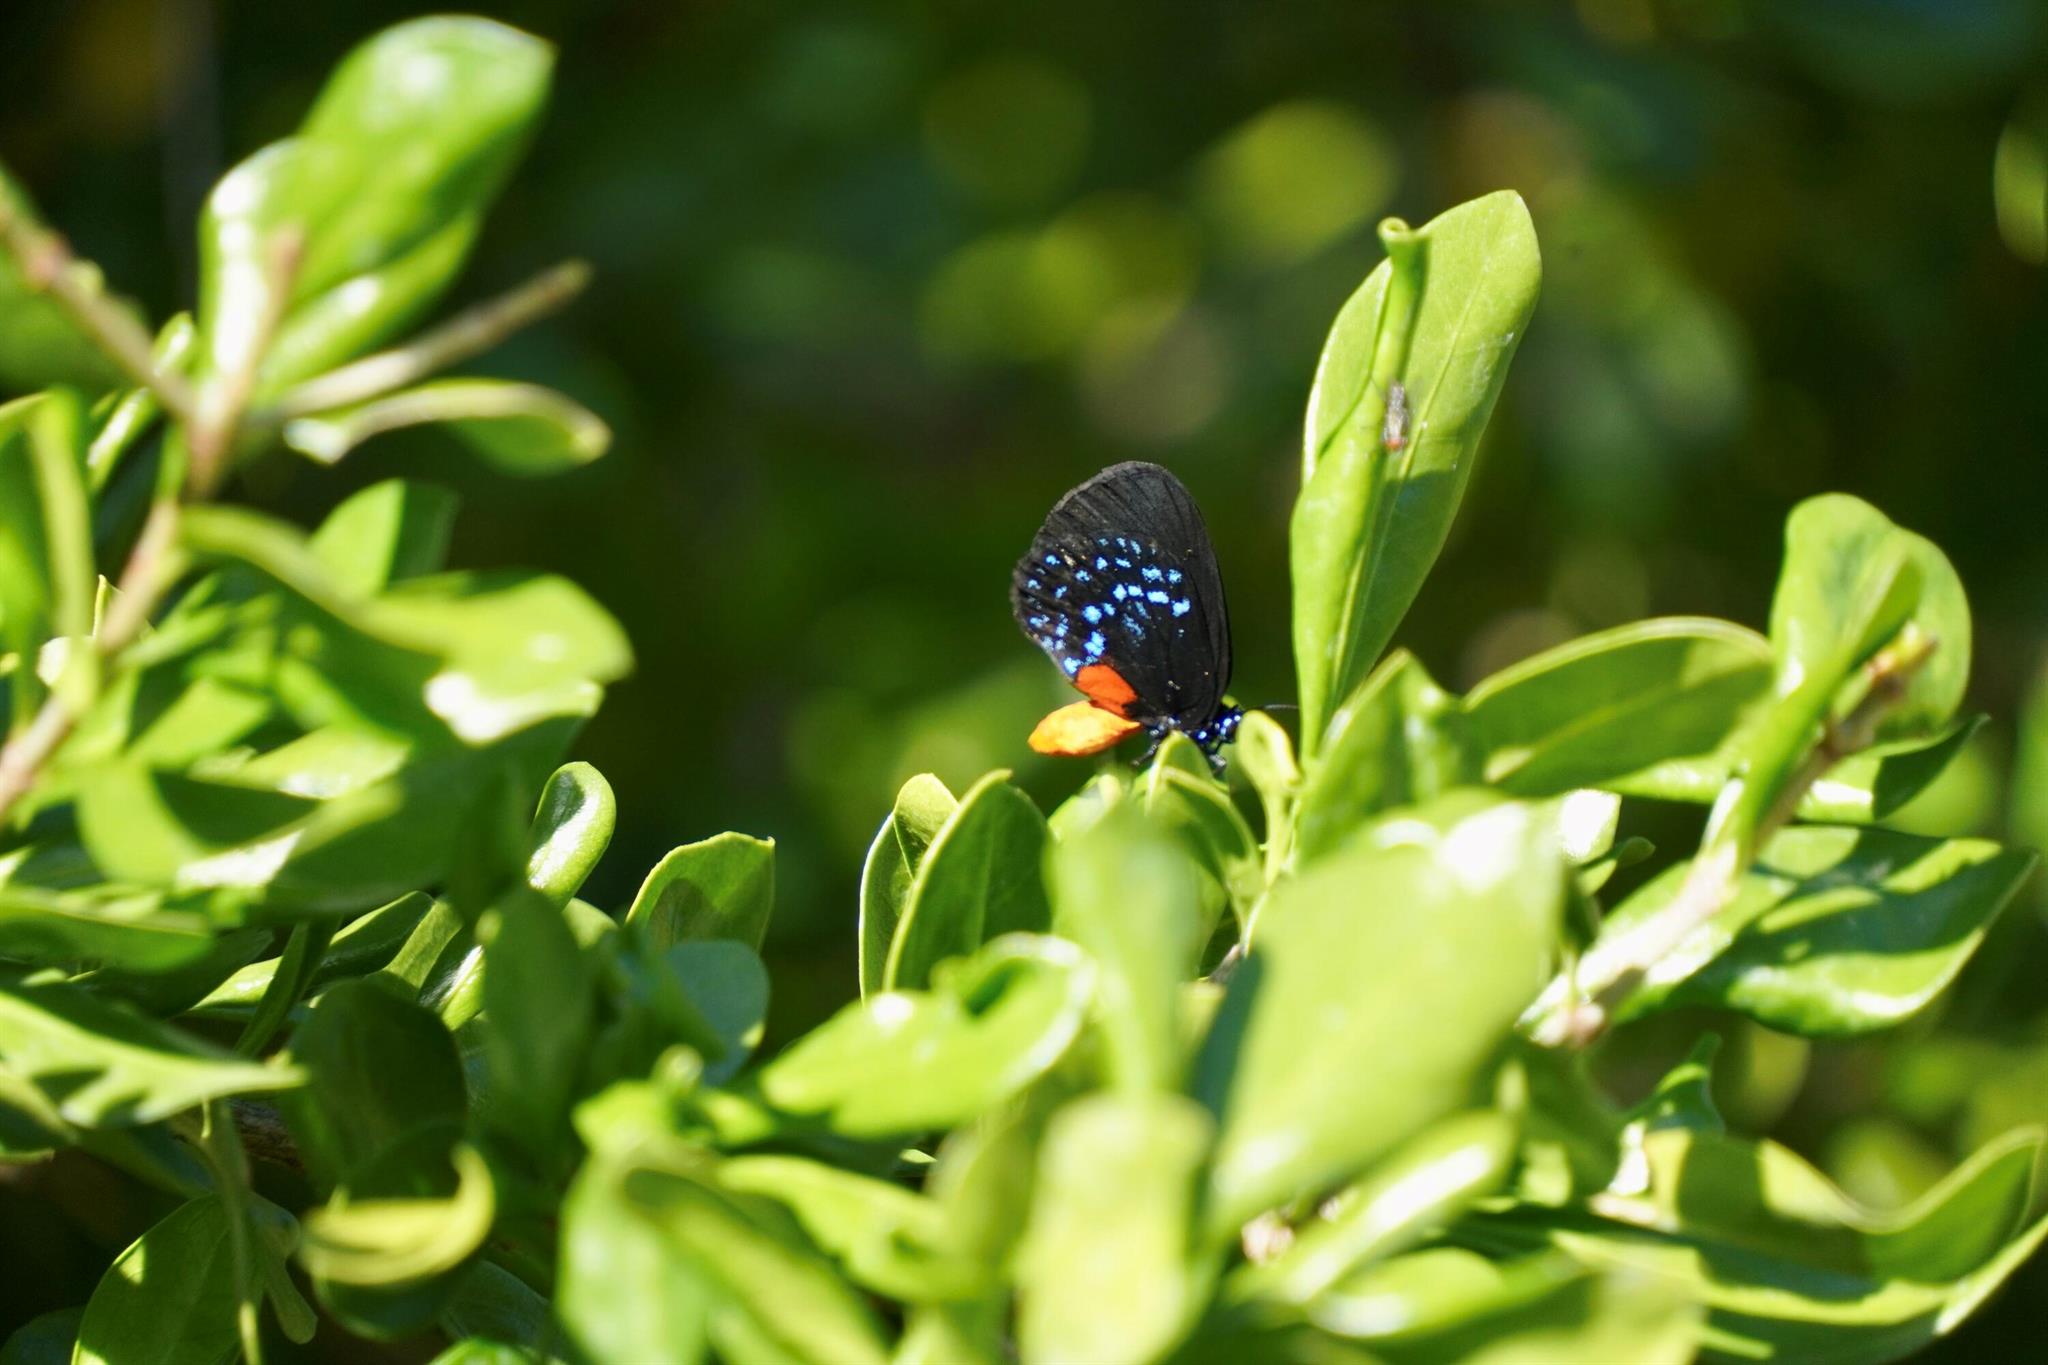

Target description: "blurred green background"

left=8, top=0, right=2048, bottom=1352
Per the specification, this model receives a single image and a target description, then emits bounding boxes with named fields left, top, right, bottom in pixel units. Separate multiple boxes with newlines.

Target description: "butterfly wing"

left=1011, top=461, right=1232, bottom=730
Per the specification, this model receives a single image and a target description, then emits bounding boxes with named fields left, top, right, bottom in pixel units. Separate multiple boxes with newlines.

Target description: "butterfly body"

left=1012, top=461, right=1240, bottom=769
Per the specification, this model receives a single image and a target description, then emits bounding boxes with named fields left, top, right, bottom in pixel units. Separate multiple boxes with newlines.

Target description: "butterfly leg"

left=1130, top=725, right=1170, bottom=769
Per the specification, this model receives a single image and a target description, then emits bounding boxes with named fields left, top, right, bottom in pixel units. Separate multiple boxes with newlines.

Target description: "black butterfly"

left=1011, top=461, right=1240, bottom=768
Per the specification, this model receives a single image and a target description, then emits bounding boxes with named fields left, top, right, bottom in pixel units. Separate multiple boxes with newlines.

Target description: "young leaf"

left=72, top=1197, right=240, bottom=1365
left=1464, top=618, right=1772, bottom=797
left=524, top=762, right=614, bottom=908
left=858, top=774, right=955, bottom=998
left=758, top=936, right=1092, bottom=1137
left=1769, top=494, right=1969, bottom=741
left=1594, top=825, right=2036, bottom=1035
left=627, top=831, right=775, bottom=953
left=1015, top=1094, right=1214, bottom=1365
left=1197, top=797, right=1562, bottom=1232
left=1292, top=192, right=1541, bottom=754
left=884, top=770, right=1050, bottom=991
left=285, top=379, right=609, bottom=473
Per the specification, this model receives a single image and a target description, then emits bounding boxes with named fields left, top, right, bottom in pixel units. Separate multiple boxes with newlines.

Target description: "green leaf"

left=301, top=1144, right=495, bottom=1285
left=1593, top=825, right=2035, bottom=1035
left=284, top=978, right=465, bottom=1191
left=627, top=832, right=775, bottom=953
left=0, top=390, right=96, bottom=725
left=759, top=935, right=1092, bottom=1137
left=1474, top=1127, right=2048, bottom=1362
left=0, top=884, right=221, bottom=973
left=1229, top=1110, right=1518, bottom=1307
left=1773, top=495, right=1970, bottom=741
left=883, top=770, right=1050, bottom=991
left=1049, top=804, right=1206, bottom=1092
left=1465, top=618, right=1772, bottom=797
left=197, top=17, right=552, bottom=392
left=372, top=570, right=632, bottom=743
left=1798, top=716, right=1986, bottom=824
left=0, top=170, right=138, bottom=393
left=427, top=1341, right=534, bottom=1365
left=1294, top=650, right=1476, bottom=864
left=479, top=888, right=596, bottom=1160
left=1016, top=1093, right=1214, bottom=1365
left=611, top=1160, right=891, bottom=1365
left=189, top=892, right=432, bottom=1019
left=0, top=982, right=299, bottom=1126
left=85, top=314, right=195, bottom=492
left=285, top=379, right=609, bottom=473
left=558, top=1149, right=712, bottom=1365
left=1291, top=192, right=1541, bottom=753
left=1138, top=759, right=1260, bottom=934
left=857, top=774, right=956, bottom=998
left=436, top=1260, right=558, bottom=1359
left=662, top=940, right=769, bottom=1085
left=1319, top=1256, right=1699, bottom=1364
left=719, top=1154, right=971, bottom=1300
left=1, top=1308, right=82, bottom=1365
left=73, top=1196, right=239, bottom=1365
left=309, top=478, right=458, bottom=595
left=70, top=758, right=481, bottom=918
left=1197, top=796, right=1561, bottom=1231
left=524, top=762, right=614, bottom=908
left=1604, top=716, right=1985, bottom=826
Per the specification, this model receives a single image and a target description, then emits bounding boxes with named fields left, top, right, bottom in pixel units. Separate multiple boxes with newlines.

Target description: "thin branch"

left=0, top=496, right=181, bottom=830
left=0, top=197, right=196, bottom=422
left=187, top=228, right=302, bottom=498
left=1533, top=630, right=1939, bottom=1048
left=265, top=259, right=592, bottom=419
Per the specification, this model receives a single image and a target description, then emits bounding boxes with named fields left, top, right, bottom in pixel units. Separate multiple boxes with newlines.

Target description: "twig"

left=0, top=495, right=183, bottom=830
left=1532, top=630, right=1938, bottom=1047
left=266, top=259, right=592, bottom=419
left=187, top=228, right=302, bottom=498
left=0, top=197, right=196, bottom=421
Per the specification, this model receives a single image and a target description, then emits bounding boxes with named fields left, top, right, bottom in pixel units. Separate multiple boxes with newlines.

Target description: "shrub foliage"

left=0, top=17, right=2040, bottom=1365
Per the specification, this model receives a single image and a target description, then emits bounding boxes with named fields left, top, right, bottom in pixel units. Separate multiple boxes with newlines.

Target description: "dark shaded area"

left=8, top=0, right=2048, bottom=1354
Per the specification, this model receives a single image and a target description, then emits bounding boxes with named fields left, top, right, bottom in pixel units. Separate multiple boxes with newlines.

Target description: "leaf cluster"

left=0, top=17, right=2041, bottom=1365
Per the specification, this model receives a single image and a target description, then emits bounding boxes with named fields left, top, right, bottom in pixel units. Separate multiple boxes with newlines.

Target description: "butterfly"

left=1011, top=461, right=1241, bottom=769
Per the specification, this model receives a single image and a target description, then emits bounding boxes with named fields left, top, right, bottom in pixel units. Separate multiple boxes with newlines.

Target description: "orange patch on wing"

left=1029, top=701, right=1143, bottom=757
left=1075, top=663, right=1139, bottom=716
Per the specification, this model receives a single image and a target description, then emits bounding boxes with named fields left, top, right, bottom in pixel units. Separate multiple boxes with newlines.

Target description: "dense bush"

left=1, top=17, right=2042, bottom=1364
